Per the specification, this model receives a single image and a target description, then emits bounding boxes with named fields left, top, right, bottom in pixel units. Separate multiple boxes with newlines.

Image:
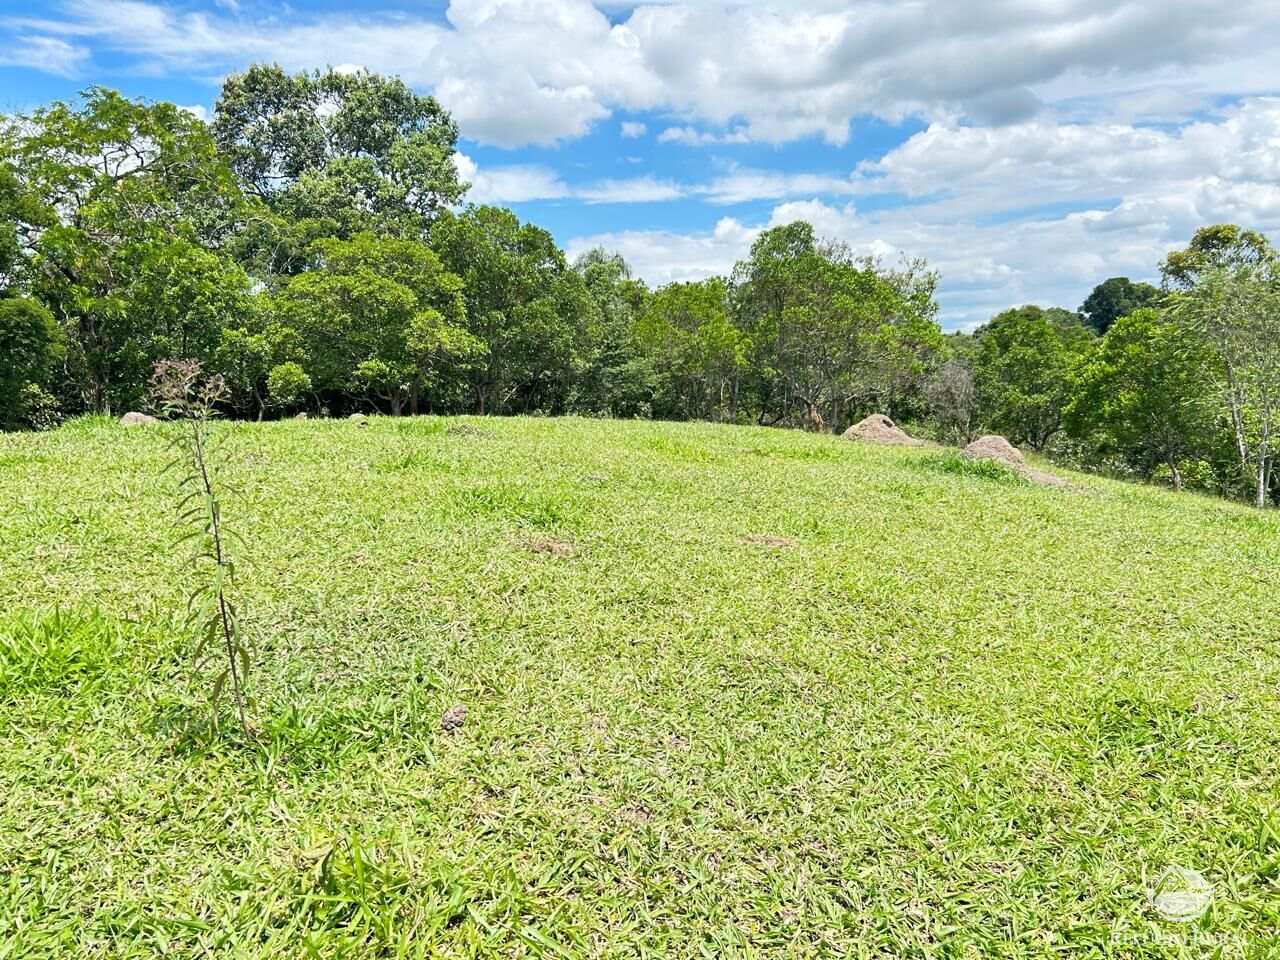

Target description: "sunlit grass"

left=2, top=414, right=1279, bottom=957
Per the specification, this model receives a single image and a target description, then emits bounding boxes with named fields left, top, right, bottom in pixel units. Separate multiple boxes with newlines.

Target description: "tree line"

left=1, top=67, right=1277, bottom=506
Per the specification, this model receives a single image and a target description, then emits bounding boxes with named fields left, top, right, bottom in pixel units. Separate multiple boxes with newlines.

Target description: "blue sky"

left=4, top=0, right=1280, bottom=329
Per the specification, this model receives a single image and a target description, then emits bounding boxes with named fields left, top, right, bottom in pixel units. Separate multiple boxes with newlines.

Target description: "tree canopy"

left=1079, top=277, right=1160, bottom=334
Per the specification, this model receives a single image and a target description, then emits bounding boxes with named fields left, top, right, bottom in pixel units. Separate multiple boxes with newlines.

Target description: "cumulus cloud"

left=453, top=153, right=570, bottom=203
left=620, top=120, right=646, bottom=138
left=568, top=216, right=760, bottom=285
left=11, top=0, right=1280, bottom=145
left=177, top=103, right=212, bottom=122
left=569, top=197, right=1183, bottom=330
left=851, top=98, right=1280, bottom=215
left=568, top=99, right=1280, bottom=329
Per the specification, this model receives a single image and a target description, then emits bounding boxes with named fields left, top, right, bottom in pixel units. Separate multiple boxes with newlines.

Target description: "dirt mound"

left=962, top=435, right=1081, bottom=490
left=962, top=435, right=1025, bottom=468
left=841, top=414, right=923, bottom=446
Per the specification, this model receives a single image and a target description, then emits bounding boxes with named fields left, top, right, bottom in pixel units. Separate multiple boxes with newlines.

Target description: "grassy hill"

left=2, top=415, right=1279, bottom=957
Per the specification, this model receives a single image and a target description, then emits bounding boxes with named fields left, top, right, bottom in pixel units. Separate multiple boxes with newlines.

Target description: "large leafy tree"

left=211, top=303, right=310, bottom=420
left=1079, top=277, right=1160, bottom=334
left=1064, top=308, right=1214, bottom=489
left=214, top=65, right=466, bottom=255
left=431, top=206, right=593, bottom=415
left=731, top=223, right=942, bottom=429
left=636, top=277, right=746, bottom=422
left=973, top=305, right=1093, bottom=450
left=272, top=232, right=475, bottom=415
left=1, top=88, right=248, bottom=413
left=1163, top=225, right=1280, bottom=506
left=571, top=248, right=652, bottom=417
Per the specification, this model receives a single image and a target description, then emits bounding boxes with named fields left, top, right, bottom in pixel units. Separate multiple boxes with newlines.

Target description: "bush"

left=0, top=298, right=64, bottom=430
left=267, top=361, right=312, bottom=410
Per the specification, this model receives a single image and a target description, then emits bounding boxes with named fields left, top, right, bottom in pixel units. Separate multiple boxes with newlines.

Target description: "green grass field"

left=2, top=415, right=1279, bottom=957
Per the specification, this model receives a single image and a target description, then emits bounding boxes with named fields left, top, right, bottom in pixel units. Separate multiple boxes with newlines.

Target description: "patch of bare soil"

left=841, top=414, right=923, bottom=446
left=743, top=535, right=795, bottom=547
left=620, top=806, right=653, bottom=826
left=527, top=537, right=577, bottom=558
left=1023, top=467, right=1081, bottom=491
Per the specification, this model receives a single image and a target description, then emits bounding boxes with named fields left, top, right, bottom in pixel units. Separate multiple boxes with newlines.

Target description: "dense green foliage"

left=970, top=305, right=1093, bottom=451
left=2, top=70, right=1279, bottom=504
left=0, top=297, right=63, bottom=429
left=1078, top=276, right=1160, bottom=334
left=214, top=64, right=466, bottom=249
left=2, top=416, right=1279, bottom=955
left=1064, top=309, right=1213, bottom=490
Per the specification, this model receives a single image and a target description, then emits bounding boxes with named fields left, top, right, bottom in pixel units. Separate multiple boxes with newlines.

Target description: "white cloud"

left=12, top=0, right=1280, bottom=146
left=177, top=103, right=211, bottom=122
left=567, top=216, right=759, bottom=285
left=0, top=34, right=89, bottom=76
left=699, top=167, right=858, bottom=204
left=456, top=153, right=684, bottom=204
left=657, top=125, right=752, bottom=146
left=620, top=120, right=646, bottom=138
left=453, top=152, right=569, bottom=203
left=568, top=99, right=1280, bottom=329
left=851, top=97, right=1280, bottom=216
left=579, top=176, right=684, bottom=203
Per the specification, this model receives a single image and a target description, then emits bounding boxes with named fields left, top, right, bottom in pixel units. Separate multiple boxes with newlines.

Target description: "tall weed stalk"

left=150, top=359, right=253, bottom=734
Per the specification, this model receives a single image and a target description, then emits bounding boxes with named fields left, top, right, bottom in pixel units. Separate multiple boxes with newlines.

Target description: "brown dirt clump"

left=441, top=704, right=468, bottom=731
left=961, top=434, right=1025, bottom=468
left=841, top=414, right=923, bottom=446
left=743, top=535, right=795, bottom=548
left=528, top=537, right=577, bottom=558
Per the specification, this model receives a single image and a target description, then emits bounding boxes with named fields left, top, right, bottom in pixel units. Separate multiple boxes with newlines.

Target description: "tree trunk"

left=801, top=397, right=827, bottom=434
left=1256, top=436, right=1270, bottom=508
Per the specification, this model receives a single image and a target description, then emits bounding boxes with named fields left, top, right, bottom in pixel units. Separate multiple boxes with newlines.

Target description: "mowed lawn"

left=2, top=415, right=1280, bottom=958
